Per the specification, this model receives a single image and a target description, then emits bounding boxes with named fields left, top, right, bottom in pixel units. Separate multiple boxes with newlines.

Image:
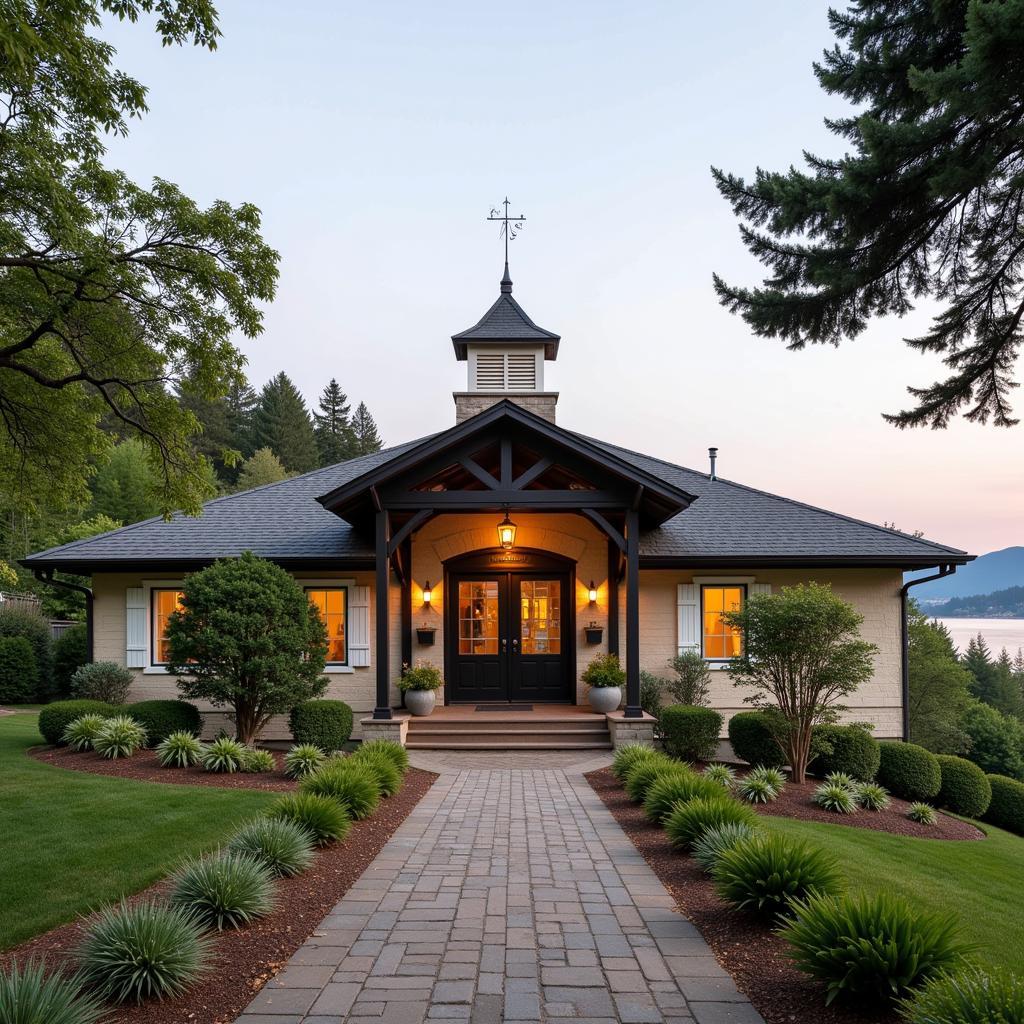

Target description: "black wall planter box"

left=416, top=628, right=436, bottom=646
left=584, top=626, right=604, bottom=645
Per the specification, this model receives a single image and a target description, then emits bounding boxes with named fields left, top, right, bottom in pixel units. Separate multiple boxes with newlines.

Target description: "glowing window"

left=307, top=588, right=348, bottom=664
left=702, top=585, right=744, bottom=659
left=152, top=588, right=184, bottom=665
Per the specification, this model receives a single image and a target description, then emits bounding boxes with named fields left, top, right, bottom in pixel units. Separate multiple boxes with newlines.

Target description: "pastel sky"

left=99, top=1, right=1023, bottom=556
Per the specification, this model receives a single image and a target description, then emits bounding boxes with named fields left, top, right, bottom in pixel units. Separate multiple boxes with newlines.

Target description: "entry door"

left=450, top=576, right=508, bottom=702
left=510, top=575, right=569, bottom=701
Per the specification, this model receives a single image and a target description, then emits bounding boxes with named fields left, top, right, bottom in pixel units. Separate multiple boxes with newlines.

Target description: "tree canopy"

left=714, top=1, right=1024, bottom=428
left=253, top=372, right=318, bottom=474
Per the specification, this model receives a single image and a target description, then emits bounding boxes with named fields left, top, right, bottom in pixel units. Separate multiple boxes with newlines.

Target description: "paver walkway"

left=239, top=766, right=764, bottom=1024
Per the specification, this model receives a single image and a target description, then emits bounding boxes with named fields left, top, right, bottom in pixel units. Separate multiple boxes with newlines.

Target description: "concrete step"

left=408, top=721, right=608, bottom=735
left=406, top=738, right=613, bottom=750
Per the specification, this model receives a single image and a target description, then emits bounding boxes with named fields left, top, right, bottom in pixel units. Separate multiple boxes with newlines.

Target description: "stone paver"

left=237, top=764, right=764, bottom=1024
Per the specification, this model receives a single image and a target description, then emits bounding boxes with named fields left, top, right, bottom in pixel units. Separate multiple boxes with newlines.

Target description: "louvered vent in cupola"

left=507, top=353, right=537, bottom=390
left=475, top=353, right=506, bottom=390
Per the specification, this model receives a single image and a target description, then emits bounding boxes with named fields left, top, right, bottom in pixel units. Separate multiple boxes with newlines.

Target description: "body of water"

left=936, top=617, right=1024, bottom=655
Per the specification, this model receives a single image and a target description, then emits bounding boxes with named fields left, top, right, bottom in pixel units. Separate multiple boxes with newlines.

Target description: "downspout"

left=33, top=570, right=94, bottom=662
left=899, top=563, right=956, bottom=742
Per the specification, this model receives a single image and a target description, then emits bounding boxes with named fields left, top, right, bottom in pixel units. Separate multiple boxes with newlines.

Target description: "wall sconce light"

left=422, top=581, right=432, bottom=606
left=588, top=580, right=598, bottom=604
left=497, top=508, right=517, bottom=550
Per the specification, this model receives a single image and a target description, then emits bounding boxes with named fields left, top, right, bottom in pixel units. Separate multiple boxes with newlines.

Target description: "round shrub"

left=855, top=782, right=891, bottom=811
left=79, top=900, right=211, bottom=1003
left=936, top=755, right=991, bottom=819
left=61, top=713, right=109, bottom=752
left=908, top=802, right=938, bottom=825
left=815, top=782, right=858, bottom=814
left=201, top=736, right=246, bottom=773
left=53, top=623, right=88, bottom=699
left=266, top=792, right=352, bottom=845
left=665, top=796, right=759, bottom=851
left=300, top=762, right=380, bottom=819
left=171, top=851, right=277, bottom=930
left=70, top=661, right=133, bottom=705
left=156, top=731, right=203, bottom=768
left=241, top=747, right=277, bottom=773
left=93, top=715, right=147, bottom=758
left=898, top=965, right=1024, bottom=1023
left=612, top=742, right=660, bottom=783
left=0, top=636, right=39, bottom=704
left=38, top=700, right=115, bottom=745
left=289, top=699, right=353, bottom=751
left=712, top=833, right=843, bottom=918
left=121, top=700, right=201, bottom=745
left=0, top=605, right=52, bottom=699
left=781, top=891, right=971, bottom=1006
left=359, top=738, right=409, bottom=776
left=691, top=822, right=757, bottom=873
left=227, top=818, right=315, bottom=877
left=0, top=959, right=105, bottom=1024
left=660, top=705, right=723, bottom=762
left=703, top=763, right=736, bottom=788
left=984, top=774, right=1024, bottom=835
left=348, top=750, right=403, bottom=796
left=624, top=759, right=679, bottom=803
left=728, top=711, right=785, bottom=768
left=877, top=742, right=942, bottom=802
left=643, top=770, right=722, bottom=824
left=812, top=724, right=880, bottom=782
left=737, top=776, right=778, bottom=803
left=284, top=743, right=326, bottom=779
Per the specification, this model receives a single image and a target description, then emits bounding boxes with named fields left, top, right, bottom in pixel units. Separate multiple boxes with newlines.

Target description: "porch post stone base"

left=605, top=709, right=657, bottom=748
left=359, top=712, right=410, bottom=746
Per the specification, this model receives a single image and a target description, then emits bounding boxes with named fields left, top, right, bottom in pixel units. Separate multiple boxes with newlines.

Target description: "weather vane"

left=488, top=198, right=525, bottom=264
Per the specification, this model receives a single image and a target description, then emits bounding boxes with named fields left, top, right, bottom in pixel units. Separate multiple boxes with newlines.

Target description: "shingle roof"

left=23, top=421, right=969, bottom=572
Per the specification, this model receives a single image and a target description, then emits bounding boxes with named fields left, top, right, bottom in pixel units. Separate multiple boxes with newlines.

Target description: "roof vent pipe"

left=708, top=447, right=718, bottom=481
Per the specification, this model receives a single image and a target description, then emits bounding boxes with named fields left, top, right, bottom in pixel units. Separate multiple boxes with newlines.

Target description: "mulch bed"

left=589, top=766, right=915, bottom=1024
left=2, top=766, right=437, bottom=1024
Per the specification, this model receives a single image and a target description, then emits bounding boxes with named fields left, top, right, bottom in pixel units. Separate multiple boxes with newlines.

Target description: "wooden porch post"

left=607, top=538, right=619, bottom=657
left=373, top=508, right=392, bottom=720
left=624, top=508, right=642, bottom=718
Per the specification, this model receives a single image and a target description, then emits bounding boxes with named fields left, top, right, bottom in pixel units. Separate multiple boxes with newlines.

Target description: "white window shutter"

left=677, top=584, right=699, bottom=654
left=749, top=582, right=772, bottom=598
left=348, top=586, right=371, bottom=667
left=126, top=588, right=146, bottom=668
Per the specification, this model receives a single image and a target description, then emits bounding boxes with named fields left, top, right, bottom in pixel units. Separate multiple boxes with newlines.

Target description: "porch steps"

left=405, top=715, right=612, bottom=750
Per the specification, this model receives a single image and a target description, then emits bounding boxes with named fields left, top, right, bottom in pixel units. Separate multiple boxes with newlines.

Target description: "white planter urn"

left=405, top=689, right=436, bottom=717
left=588, top=685, right=622, bottom=714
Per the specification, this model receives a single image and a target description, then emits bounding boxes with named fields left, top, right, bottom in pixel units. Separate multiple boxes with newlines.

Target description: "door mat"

left=475, top=704, right=534, bottom=712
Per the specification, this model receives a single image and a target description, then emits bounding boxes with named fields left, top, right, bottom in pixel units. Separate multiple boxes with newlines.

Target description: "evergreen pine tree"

left=350, top=401, right=383, bottom=456
left=176, top=382, right=235, bottom=485
left=90, top=439, right=162, bottom=525
left=253, top=373, right=318, bottom=474
left=994, top=648, right=1024, bottom=719
left=963, top=634, right=996, bottom=699
left=313, top=379, right=355, bottom=465
left=226, top=379, right=260, bottom=464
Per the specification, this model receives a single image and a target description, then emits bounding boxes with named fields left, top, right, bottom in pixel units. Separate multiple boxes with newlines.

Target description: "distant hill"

left=907, top=546, right=1024, bottom=601
left=933, top=586, right=1024, bottom=619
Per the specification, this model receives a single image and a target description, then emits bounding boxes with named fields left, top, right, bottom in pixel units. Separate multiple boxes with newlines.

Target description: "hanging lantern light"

left=497, top=507, right=517, bottom=550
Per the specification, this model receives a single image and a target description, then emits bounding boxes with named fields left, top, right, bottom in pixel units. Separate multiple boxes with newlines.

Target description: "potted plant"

left=399, top=663, right=443, bottom=716
left=581, top=652, right=625, bottom=713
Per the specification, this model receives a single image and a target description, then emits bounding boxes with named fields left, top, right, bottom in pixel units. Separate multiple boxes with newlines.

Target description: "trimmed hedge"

left=984, top=774, right=1024, bottom=835
left=0, top=636, right=39, bottom=704
left=52, top=623, right=88, bottom=699
left=289, top=700, right=353, bottom=751
left=812, top=724, right=880, bottom=782
left=936, top=755, right=991, bottom=819
left=38, top=699, right=116, bottom=745
left=728, top=711, right=785, bottom=768
left=0, top=605, right=52, bottom=700
left=661, top=705, right=723, bottom=762
left=877, top=742, right=941, bottom=801
left=121, top=700, right=201, bottom=745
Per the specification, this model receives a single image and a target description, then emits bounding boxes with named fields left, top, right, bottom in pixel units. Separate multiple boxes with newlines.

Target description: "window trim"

left=700, top=583, right=747, bottom=662
left=304, top=584, right=350, bottom=669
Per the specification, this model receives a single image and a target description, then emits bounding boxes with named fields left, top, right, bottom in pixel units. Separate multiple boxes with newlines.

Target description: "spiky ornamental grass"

left=611, top=743, right=661, bottom=783
left=359, top=739, right=409, bottom=776
left=0, top=959, right=105, bottom=1024
left=824, top=771, right=858, bottom=790
left=77, top=900, right=211, bottom=1003
left=815, top=782, right=859, bottom=814
left=691, top=822, right=758, bottom=873
left=60, top=714, right=110, bottom=753
left=712, top=833, right=843, bottom=919
left=856, top=782, right=891, bottom=812
left=93, top=715, right=147, bottom=759
left=300, top=763, right=380, bottom=819
left=624, top=760, right=681, bottom=804
left=898, top=965, right=1024, bottom=1023
left=702, top=763, right=737, bottom=789
left=908, top=802, right=939, bottom=825
left=737, top=776, right=778, bottom=804
left=664, top=796, right=760, bottom=852
left=349, top=750, right=403, bottom=797
left=266, top=792, right=352, bottom=845
left=170, top=851, right=277, bottom=931
left=227, top=817, right=315, bottom=877
left=780, top=892, right=973, bottom=1007
left=155, top=730, right=203, bottom=768
left=748, top=765, right=787, bottom=792
left=643, top=770, right=722, bottom=824
left=240, top=748, right=276, bottom=774
left=201, top=736, right=246, bottom=773
left=283, top=743, right=326, bottom=779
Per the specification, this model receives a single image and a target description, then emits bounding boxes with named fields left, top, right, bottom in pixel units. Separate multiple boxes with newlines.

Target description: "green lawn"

left=761, top=814, right=1024, bottom=972
left=0, top=713, right=276, bottom=949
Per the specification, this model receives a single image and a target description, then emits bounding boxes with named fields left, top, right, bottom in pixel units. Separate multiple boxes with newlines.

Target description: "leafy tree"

left=89, top=438, right=162, bottom=525
left=960, top=700, right=1024, bottom=781
left=313, top=378, right=354, bottom=465
left=36, top=513, right=121, bottom=618
left=350, top=401, right=383, bottom=456
left=0, top=561, right=17, bottom=591
left=234, top=447, right=290, bottom=492
left=253, top=373, right=318, bottom=473
left=714, top=2, right=1024, bottom=428
left=906, top=605, right=972, bottom=753
left=723, top=582, right=877, bottom=783
left=165, top=552, right=328, bottom=743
